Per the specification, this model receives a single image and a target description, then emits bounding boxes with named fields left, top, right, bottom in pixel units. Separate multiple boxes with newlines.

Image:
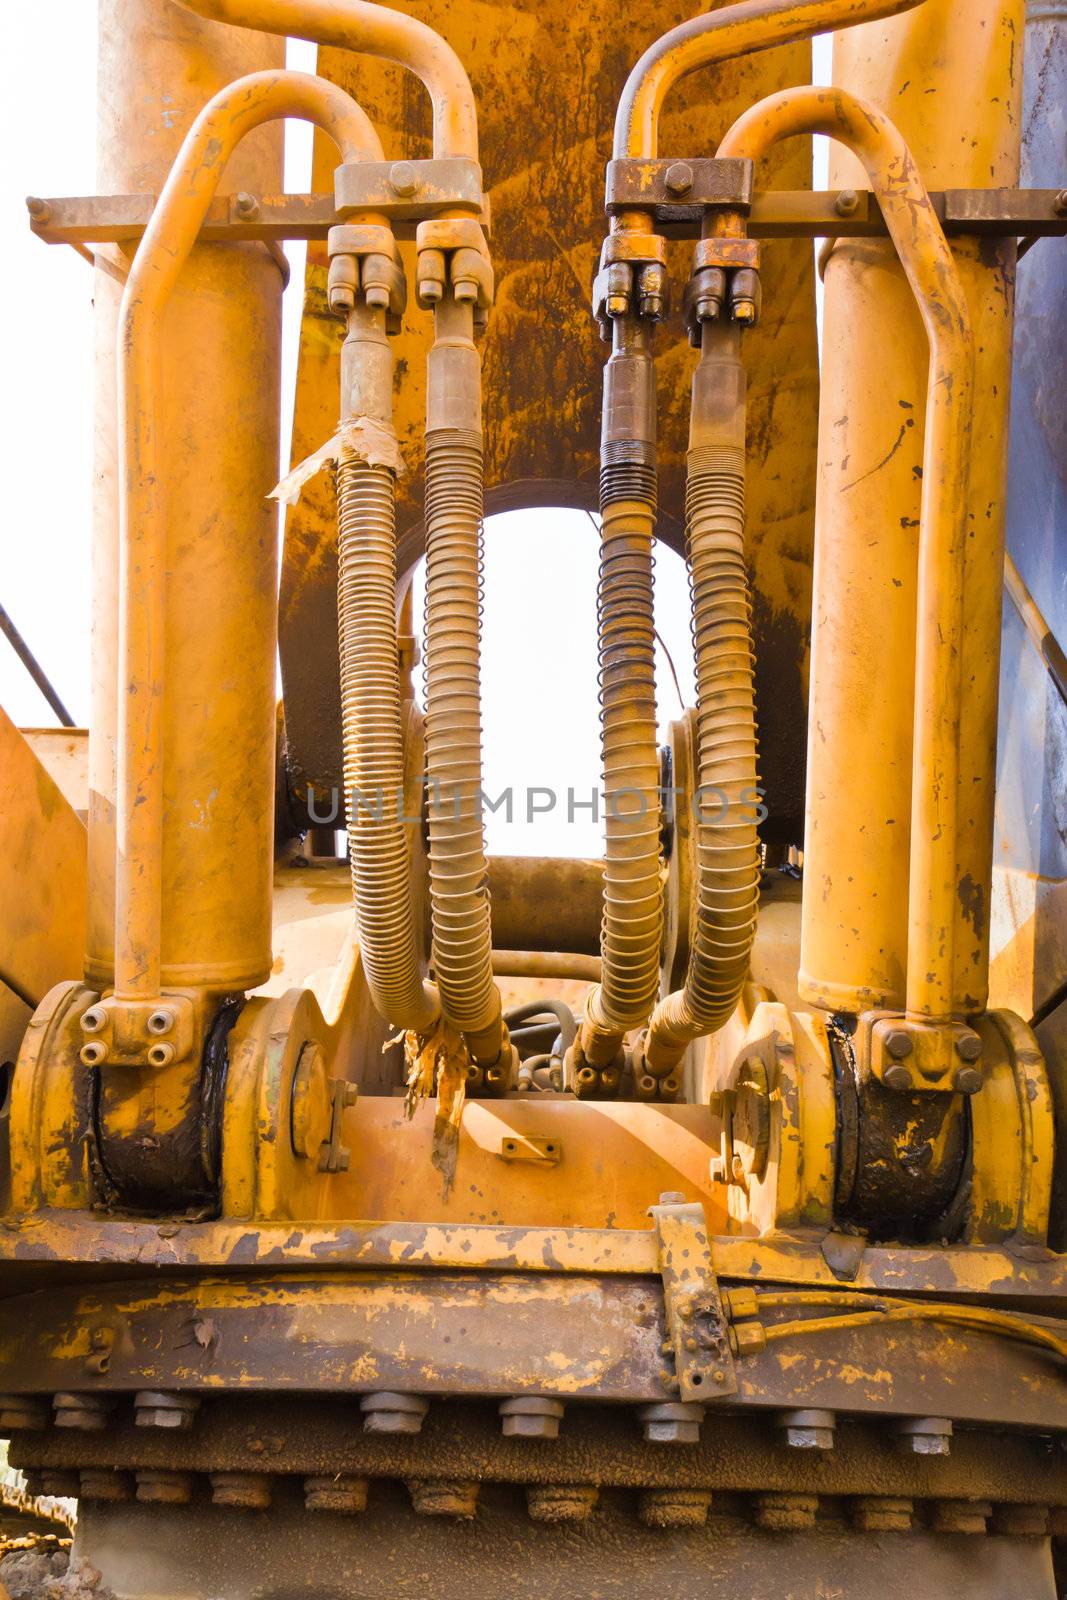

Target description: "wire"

left=756, top=1301, right=1067, bottom=1363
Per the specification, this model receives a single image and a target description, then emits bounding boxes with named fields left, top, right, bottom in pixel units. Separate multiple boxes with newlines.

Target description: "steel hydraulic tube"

left=613, top=0, right=926, bottom=159
left=718, top=86, right=975, bottom=1025
left=176, top=0, right=477, bottom=160
left=422, top=292, right=503, bottom=1066
left=579, top=314, right=664, bottom=1069
left=114, top=71, right=382, bottom=1005
left=643, top=324, right=760, bottom=1075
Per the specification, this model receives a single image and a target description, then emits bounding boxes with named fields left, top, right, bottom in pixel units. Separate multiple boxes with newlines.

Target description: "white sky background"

left=0, top=13, right=830, bottom=860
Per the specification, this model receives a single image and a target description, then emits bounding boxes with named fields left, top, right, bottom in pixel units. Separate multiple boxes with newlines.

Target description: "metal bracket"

left=334, top=157, right=485, bottom=224
left=649, top=1194, right=737, bottom=1402
left=605, top=157, right=754, bottom=222
left=498, top=1135, right=561, bottom=1164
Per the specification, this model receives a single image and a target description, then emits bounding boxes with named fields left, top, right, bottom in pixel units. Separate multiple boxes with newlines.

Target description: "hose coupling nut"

left=328, top=224, right=406, bottom=328
left=593, top=229, right=668, bottom=337
left=685, top=237, right=762, bottom=337
left=415, top=219, right=494, bottom=325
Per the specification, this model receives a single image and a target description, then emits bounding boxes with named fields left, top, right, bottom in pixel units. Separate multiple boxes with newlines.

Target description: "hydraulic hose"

left=336, top=308, right=438, bottom=1034
left=613, top=0, right=926, bottom=159
left=423, top=294, right=503, bottom=1066
left=579, top=316, right=663, bottom=1068
left=643, top=324, right=760, bottom=1075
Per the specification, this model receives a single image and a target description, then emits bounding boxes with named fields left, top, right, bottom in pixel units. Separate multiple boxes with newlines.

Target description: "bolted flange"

left=499, top=1396, right=564, bottom=1439
left=361, top=1391, right=429, bottom=1435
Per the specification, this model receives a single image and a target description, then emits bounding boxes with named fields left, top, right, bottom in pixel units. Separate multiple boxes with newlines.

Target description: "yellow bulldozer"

left=1, top=0, right=1066, bottom=1594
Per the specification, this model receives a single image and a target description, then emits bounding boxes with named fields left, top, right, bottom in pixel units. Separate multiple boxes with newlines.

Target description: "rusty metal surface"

left=0, top=1272, right=1063, bottom=1426
left=278, top=6, right=820, bottom=831
left=64, top=1488, right=1059, bottom=1600
left=0, top=1213, right=1064, bottom=1303
left=29, top=186, right=1067, bottom=247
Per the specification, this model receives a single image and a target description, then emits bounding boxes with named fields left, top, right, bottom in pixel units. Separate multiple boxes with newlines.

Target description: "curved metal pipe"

left=722, top=85, right=972, bottom=1028
left=176, top=0, right=478, bottom=160
left=613, top=0, right=926, bottom=160
left=115, top=71, right=381, bottom=1003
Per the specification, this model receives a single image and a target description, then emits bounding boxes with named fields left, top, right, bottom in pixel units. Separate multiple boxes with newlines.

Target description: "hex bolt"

left=80, top=1009, right=105, bottom=1034
left=80, top=1040, right=108, bottom=1067
left=851, top=1496, right=913, bottom=1532
left=234, top=191, right=260, bottom=219
left=80, top=1469, right=134, bottom=1504
left=134, top=1389, right=200, bottom=1430
left=407, top=1479, right=478, bottom=1518
left=526, top=1485, right=598, bottom=1523
left=955, top=1031, right=982, bottom=1062
left=53, top=1391, right=112, bottom=1430
left=640, top=1488, right=712, bottom=1529
left=753, top=1492, right=819, bottom=1531
left=990, top=1502, right=1049, bottom=1537
left=835, top=188, right=860, bottom=217
left=883, top=1062, right=913, bottom=1092
left=638, top=1401, right=703, bottom=1444
left=894, top=1415, right=952, bottom=1456
left=26, top=196, right=52, bottom=223
left=360, top=1390, right=429, bottom=1435
left=136, top=1469, right=194, bottom=1506
left=499, top=1396, right=564, bottom=1439
left=147, top=1010, right=173, bottom=1036
left=210, top=1472, right=272, bottom=1510
left=39, top=1470, right=80, bottom=1499
left=928, top=1498, right=991, bottom=1534
left=664, top=161, right=694, bottom=196
left=953, top=1065, right=983, bottom=1095
left=304, top=1474, right=368, bottom=1513
left=777, top=1407, right=836, bottom=1450
left=147, top=1041, right=175, bottom=1067
left=884, top=1028, right=913, bottom=1059
left=389, top=160, right=418, bottom=198
left=0, top=1395, right=50, bottom=1431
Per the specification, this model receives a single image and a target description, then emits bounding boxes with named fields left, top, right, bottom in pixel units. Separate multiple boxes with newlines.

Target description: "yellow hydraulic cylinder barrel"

left=112, top=74, right=381, bottom=1005
left=87, top=1, right=283, bottom=994
left=798, top=0, right=1022, bottom=1018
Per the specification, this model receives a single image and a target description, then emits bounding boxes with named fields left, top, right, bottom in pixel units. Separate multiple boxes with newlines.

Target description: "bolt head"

left=953, top=1065, right=983, bottom=1095
left=664, top=161, right=694, bottom=196
left=884, top=1028, right=913, bottom=1059
left=147, top=1010, right=172, bottom=1035
left=883, top=1062, right=913, bottom=1093
left=389, top=161, right=418, bottom=198
left=955, top=1031, right=982, bottom=1062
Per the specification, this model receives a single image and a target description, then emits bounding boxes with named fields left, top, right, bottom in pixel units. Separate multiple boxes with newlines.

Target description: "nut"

left=928, top=1498, right=990, bottom=1534
left=835, top=188, right=860, bottom=216
left=234, top=191, right=259, bottom=219
left=499, top=1396, right=564, bottom=1440
left=134, top=1390, right=200, bottom=1430
left=883, top=1062, right=913, bottom=1092
left=639, top=1488, right=711, bottom=1528
left=136, top=1470, right=193, bottom=1506
left=851, top=1496, right=912, bottom=1532
left=360, top=1391, right=428, bottom=1435
left=389, top=160, right=418, bottom=198
left=304, top=1474, right=368, bottom=1513
left=894, top=1415, right=952, bottom=1456
left=664, top=161, right=694, bottom=196
left=407, top=1480, right=478, bottom=1518
left=638, top=1401, right=703, bottom=1445
left=884, top=1028, right=913, bottom=1059
left=753, top=1492, right=819, bottom=1531
left=210, top=1472, right=271, bottom=1510
left=526, top=1485, right=598, bottom=1523
left=778, top=1408, right=835, bottom=1450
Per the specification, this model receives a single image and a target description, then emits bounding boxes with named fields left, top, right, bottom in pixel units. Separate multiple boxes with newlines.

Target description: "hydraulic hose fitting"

left=642, top=254, right=761, bottom=1079
left=421, top=258, right=503, bottom=1069
left=332, top=229, right=439, bottom=1038
left=578, top=221, right=668, bottom=1076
